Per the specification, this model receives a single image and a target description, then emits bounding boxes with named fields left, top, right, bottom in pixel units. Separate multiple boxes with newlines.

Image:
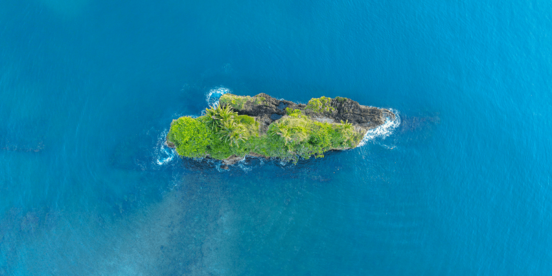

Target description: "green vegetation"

left=335, top=96, right=347, bottom=103
left=286, top=107, right=302, bottom=116
left=305, top=96, right=335, bottom=113
left=219, top=94, right=265, bottom=110
left=168, top=104, right=364, bottom=163
left=255, top=96, right=266, bottom=105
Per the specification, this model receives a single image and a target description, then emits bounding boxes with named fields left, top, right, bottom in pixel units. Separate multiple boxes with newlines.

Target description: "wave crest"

left=155, top=129, right=176, bottom=166
left=206, top=87, right=230, bottom=108
left=358, top=109, right=400, bottom=147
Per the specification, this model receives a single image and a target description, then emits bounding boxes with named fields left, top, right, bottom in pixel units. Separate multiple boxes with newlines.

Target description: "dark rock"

left=221, top=93, right=394, bottom=134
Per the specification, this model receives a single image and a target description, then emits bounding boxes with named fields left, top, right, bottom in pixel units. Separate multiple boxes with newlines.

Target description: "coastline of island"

left=166, top=93, right=395, bottom=165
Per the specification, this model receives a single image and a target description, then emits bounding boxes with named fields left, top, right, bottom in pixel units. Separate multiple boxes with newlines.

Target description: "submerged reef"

left=167, top=93, right=394, bottom=165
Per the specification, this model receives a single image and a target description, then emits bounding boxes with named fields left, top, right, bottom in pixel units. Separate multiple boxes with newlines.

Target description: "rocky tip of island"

left=166, top=93, right=395, bottom=165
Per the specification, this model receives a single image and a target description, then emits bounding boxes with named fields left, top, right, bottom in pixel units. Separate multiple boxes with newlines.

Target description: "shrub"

left=306, top=96, right=335, bottom=113
left=167, top=116, right=212, bottom=158
left=335, top=96, right=347, bottom=103
left=204, top=104, right=235, bottom=131
left=286, top=107, right=302, bottom=117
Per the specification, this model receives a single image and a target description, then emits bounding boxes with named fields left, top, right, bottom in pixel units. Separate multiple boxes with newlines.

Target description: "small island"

left=167, top=93, right=395, bottom=165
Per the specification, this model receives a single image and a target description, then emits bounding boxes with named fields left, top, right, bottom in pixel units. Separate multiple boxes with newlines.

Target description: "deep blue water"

left=1, top=0, right=551, bottom=275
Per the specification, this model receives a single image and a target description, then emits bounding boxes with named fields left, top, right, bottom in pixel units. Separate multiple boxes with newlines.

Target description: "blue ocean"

left=1, top=0, right=551, bottom=275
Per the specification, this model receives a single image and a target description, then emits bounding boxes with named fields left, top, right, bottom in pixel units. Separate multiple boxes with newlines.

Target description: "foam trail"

left=155, top=129, right=176, bottom=166
left=358, top=109, right=400, bottom=147
left=156, top=146, right=175, bottom=165
left=206, top=87, right=230, bottom=108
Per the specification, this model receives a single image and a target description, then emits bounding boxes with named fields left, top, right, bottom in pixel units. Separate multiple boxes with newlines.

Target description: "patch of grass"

left=219, top=94, right=249, bottom=110
left=219, top=94, right=266, bottom=110
left=286, top=107, right=302, bottom=117
left=305, top=96, right=335, bottom=113
left=254, top=96, right=266, bottom=105
left=168, top=105, right=363, bottom=163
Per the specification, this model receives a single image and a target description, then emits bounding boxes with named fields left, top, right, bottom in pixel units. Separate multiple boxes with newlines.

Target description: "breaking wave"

left=206, top=87, right=230, bottom=108
left=358, top=109, right=401, bottom=147
left=155, top=129, right=176, bottom=166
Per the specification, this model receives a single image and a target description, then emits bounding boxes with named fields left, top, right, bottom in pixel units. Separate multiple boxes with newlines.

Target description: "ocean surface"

left=1, top=0, right=551, bottom=275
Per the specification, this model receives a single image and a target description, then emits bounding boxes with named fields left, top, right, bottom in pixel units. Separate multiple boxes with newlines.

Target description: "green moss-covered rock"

left=167, top=93, right=394, bottom=164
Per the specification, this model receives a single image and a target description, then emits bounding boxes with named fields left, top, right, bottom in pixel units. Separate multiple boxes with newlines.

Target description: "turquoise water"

left=1, top=0, right=551, bottom=275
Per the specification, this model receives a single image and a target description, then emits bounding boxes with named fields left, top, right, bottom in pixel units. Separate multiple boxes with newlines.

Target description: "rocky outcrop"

left=221, top=93, right=395, bottom=134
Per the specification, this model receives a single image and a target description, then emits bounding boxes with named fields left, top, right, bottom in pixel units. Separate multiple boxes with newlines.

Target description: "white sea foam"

left=358, top=109, right=401, bottom=147
left=155, top=129, right=176, bottom=166
left=206, top=87, right=230, bottom=108
left=236, top=158, right=253, bottom=172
